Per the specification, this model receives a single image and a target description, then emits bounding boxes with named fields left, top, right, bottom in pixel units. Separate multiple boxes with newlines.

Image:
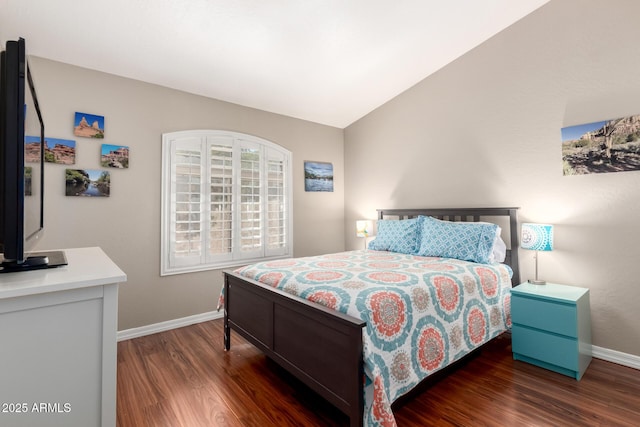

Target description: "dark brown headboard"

left=377, top=207, right=520, bottom=286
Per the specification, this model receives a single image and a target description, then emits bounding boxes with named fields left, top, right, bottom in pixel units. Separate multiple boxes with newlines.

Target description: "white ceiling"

left=1, top=0, right=549, bottom=128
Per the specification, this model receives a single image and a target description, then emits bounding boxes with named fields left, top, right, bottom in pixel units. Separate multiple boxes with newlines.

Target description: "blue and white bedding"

left=232, top=249, right=513, bottom=426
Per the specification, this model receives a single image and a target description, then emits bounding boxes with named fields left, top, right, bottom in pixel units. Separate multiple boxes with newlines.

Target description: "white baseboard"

left=117, top=310, right=224, bottom=341
left=117, top=313, right=640, bottom=372
left=592, top=345, right=640, bottom=370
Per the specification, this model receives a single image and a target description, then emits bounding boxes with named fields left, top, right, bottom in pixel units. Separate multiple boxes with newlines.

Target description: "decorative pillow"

left=416, top=216, right=499, bottom=264
left=368, top=218, right=421, bottom=254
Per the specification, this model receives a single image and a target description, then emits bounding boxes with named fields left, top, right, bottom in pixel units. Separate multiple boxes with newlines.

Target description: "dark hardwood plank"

left=117, top=319, right=640, bottom=426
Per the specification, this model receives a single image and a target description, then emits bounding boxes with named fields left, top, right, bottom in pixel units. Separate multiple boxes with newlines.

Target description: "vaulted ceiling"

left=1, top=0, right=550, bottom=128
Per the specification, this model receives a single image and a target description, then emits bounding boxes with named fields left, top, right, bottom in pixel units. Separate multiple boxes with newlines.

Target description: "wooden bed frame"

left=223, top=207, right=519, bottom=427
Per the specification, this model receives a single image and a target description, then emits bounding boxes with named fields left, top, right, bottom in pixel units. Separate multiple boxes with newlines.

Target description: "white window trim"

left=161, top=130, right=293, bottom=276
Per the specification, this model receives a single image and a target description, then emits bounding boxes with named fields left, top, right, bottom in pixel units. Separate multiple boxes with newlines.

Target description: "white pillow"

left=489, top=225, right=507, bottom=263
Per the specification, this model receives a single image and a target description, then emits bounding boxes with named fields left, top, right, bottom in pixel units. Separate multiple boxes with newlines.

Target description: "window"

left=161, top=130, right=292, bottom=275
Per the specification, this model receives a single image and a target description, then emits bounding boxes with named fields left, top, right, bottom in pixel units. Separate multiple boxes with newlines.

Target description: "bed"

left=222, top=207, right=520, bottom=427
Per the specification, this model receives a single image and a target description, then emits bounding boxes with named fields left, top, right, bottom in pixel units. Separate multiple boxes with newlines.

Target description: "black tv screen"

left=0, top=37, right=66, bottom=272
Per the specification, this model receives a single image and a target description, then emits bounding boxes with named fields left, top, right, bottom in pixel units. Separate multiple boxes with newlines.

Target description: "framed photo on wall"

left=65, top=169, right=110, bottom=197
left=101, top=144, right=129, bottom=168
left=74, top=112, right=105, bottom=139
left=562, top=114, right=640, bottom=175
left=304, top=161, right=334, bottom=192
left=25, top=136, right=76, bottom=164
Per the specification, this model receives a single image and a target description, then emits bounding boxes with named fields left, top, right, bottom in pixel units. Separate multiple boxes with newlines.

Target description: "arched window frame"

left=161, top=130, right=292, bottom=275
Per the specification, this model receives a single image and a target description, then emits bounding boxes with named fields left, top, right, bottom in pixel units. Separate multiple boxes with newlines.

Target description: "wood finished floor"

left=117, top=319, right=640, bottom=426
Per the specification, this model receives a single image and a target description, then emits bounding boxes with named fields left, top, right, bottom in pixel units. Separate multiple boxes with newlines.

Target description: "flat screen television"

left=0, top=37, right=66, bottom=273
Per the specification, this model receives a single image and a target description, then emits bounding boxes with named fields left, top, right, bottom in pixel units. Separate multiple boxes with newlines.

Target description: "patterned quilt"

left=231, top=250, right=513, bottom=427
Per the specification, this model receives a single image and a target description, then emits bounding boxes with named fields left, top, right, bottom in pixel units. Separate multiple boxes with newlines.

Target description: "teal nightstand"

left=511, top=282, right=592, bottom=380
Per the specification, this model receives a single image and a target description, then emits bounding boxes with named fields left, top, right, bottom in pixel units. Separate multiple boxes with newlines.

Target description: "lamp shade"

left=356, top=220, right=373, bottom=238
left=521, top=223, right=553, bottom=251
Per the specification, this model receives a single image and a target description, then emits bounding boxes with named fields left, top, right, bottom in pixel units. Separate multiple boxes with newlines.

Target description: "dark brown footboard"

left=224, top=271, right=366, bottom=427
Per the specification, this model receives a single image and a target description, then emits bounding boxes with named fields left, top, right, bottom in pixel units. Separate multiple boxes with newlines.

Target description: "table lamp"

left=521, top=223, right=554, bottom=285
left=356, top=220, right=373, bottom=250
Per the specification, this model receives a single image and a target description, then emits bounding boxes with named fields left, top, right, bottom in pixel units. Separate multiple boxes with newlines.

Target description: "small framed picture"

left=65, top=169, right=110, bottom=197
left=304, top=161, right=334, bottom=192
left=101, top=144, right=129, bottom=168
left=74, top=112, right=104, bottom=139
left=562, top=113, right=640, bottom=175
left=26, top=136, right=76, bottom=165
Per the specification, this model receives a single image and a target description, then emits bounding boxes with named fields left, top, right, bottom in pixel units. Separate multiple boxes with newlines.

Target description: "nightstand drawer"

left=512, top=325, right=578, bottom=371
left=512, top=295, right=577, bottom=337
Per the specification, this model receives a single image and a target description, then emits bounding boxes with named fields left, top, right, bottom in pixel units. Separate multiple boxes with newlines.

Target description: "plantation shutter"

left=237, top=141, right=262, bottom=260
left=207, top=137, right=234, bottom=264
left=265, top=148, right=287, bottom=256
left=161, top=130, right=292, bottom=275
left=168, top=136, right=204, bottom=269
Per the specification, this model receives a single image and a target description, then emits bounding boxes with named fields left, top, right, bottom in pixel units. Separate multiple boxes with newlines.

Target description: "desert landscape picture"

left=74, top=112, right=105, bottom=138
left=101, top=144, right=129, bottom=168
left=562, top=114, right=640, bottom=175
left=25, top=136, right=76, bottom=164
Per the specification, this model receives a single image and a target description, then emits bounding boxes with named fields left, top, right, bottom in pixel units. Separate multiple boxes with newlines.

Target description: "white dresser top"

left=0, top=247, right=126, bottom=299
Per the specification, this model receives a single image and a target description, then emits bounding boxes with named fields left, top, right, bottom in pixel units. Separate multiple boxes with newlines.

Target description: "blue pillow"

left=368, top=218, right=421, bottom=254
left=416, top=216, right=498, bottom=264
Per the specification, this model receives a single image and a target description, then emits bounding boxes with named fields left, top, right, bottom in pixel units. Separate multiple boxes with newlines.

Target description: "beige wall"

left=345, top=0, right=640, bottom=357
left=24, top=0, right=640, bottom=357
left=30, top=57, right=345, bottom=331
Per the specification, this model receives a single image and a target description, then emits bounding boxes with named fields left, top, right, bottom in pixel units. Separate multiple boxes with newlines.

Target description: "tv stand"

left=0, top=247, right=126, bottom=427
left=0, top=250, right=68, bottom=273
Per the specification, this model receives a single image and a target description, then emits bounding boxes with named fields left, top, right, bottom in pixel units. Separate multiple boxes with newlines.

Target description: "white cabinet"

left=0, top=247, right=126, bottom=427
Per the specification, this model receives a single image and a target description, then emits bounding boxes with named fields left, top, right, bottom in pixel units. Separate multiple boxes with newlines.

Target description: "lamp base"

left=527, top=279, right=547, bottom=285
